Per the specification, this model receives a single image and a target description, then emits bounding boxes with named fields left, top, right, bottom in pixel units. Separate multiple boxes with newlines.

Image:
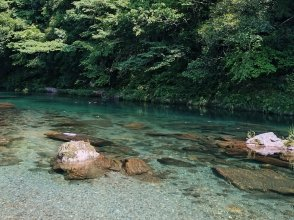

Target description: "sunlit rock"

left=56, top=141, right=100, bottom=163
left=246, top=132, right=286, bottom=156
left=52, top=141, right=103, bottom=179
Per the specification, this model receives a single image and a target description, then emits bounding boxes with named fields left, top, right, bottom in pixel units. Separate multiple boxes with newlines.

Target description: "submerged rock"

left=0, top=102, right=15, bottom=109
left=122, top=158, right=150, bottom=175
left=214, top=166, right=294, bottom=195
left=157, top=157, right=195, bottom=167
left=123, top=122, right=146, bottom=130
left=45, top=131, right=113, bottom=147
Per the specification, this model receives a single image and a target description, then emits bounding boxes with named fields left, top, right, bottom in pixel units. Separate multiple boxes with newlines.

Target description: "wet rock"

left=123, top=122, right=146, bottom=130
left=214, top=166, right=294, bottom=195
left=122, top=158, right=150, bottom=175
left=45, top=131, right=113, bottom=147
left=157, top=157, right=195, bottom=167
left=0, top=102, right=15, bottom=109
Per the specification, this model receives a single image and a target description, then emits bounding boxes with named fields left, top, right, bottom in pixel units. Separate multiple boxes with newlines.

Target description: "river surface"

left=0, top=93, right=293, bottom=220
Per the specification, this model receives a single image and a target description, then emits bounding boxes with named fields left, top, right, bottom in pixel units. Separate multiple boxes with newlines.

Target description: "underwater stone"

left=122, top=158, right=150, bottom=175
left=123, top=122, right=146, bottom=130
left=157, top=157, right=194, bottom=167
left=45, top=131, right=113, bottom=147
left=214, top=166, right=294, bottom=195
left=0, top=102, right=15, bottom=109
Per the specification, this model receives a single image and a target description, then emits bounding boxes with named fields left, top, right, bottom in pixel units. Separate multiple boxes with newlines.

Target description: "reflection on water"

left=1, top=93, right=294, bottom=219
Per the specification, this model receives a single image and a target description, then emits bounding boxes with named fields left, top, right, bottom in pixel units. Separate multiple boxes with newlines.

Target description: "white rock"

left=246, top=132, right=286, bottom=156
left=57, top=141, right=100, bottom=163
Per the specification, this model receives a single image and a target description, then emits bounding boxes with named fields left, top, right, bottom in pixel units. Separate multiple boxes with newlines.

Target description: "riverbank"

left=6, top=87, right=293, bottom=116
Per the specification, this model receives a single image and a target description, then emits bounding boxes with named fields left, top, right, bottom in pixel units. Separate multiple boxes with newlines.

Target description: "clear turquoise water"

left=0, top=93, right=293, bottom=219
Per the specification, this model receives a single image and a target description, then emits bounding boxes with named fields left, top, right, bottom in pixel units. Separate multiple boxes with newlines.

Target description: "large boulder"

left=56, top=140, right=100, bottom=163
left=52, top=141, right=104, bottom=179
left=214, top=166, right=294, bottom=195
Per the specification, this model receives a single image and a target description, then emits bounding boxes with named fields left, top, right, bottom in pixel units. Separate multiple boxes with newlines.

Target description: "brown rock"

left=214, top=166, right=294, bottom=195
left=95, top=156, right=122, bottom=171
left=123, top=122, right=146, bottom=130
left=52, top=159, right=105, bottom=180
left=0, top=103, right=15, bottom=109
left=45, top=131, right=113, bottom=147
left=122, top=158, right=150, bottom=175
left=254, top=155, right=290, bottom=168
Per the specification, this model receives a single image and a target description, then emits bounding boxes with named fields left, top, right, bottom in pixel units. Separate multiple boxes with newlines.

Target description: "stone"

left=52, top=141, right=104, bottom=180
left=52, top=141, right=153, bottom=180
left=45, top=131, right=113, bottom=147
left=95, top=156, right=122, bottom=171
left=280, top=147, right=294, bottom=164
left=157, top=157, right=194, bottom=167
left=214, top=166, right=294, bottom=195
left=56, top=141, right=100, bottom=163
left=122, top=158, right=150, bottom=175
left=246, top=132, right=286, bottom=156
left=123, top=122, right=146, bottom=130
left=0, top=102, right=15, bottom=109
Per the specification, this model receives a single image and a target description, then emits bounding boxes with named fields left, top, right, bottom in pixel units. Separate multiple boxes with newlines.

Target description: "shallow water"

left=0, top=93, right=294, bottom=220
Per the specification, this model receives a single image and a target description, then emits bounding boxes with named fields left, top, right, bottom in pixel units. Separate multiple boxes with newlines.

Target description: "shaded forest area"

left=0, top=0, right=293, bottom=113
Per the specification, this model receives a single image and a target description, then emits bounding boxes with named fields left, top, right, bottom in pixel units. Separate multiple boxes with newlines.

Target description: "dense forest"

left=0, top=0, right=293, bottom=113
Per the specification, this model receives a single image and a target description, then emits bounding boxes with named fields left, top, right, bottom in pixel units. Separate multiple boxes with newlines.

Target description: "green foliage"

left=0, top=0, right=293, bottom=114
